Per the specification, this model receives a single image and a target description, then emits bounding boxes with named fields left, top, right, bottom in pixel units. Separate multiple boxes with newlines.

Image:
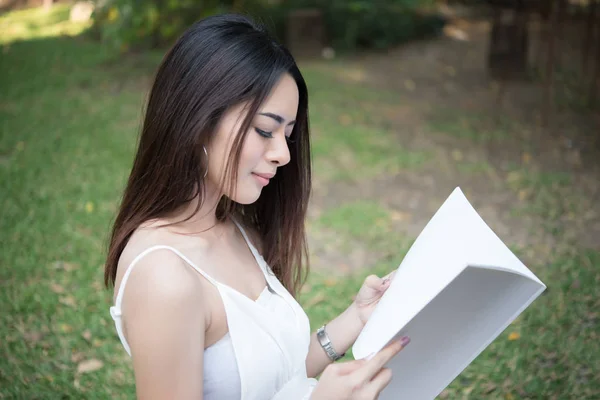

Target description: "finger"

left=332, top=359, right=367, bottom=375
left=362, top=367, right=393, bottom=398
left=352, top=336, right=409, bottom=383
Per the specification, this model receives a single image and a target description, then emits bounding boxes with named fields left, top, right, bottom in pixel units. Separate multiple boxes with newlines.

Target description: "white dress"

left=109, top=220, right=317, bottom=399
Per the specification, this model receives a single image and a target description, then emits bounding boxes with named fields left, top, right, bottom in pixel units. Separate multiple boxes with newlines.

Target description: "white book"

left=351, top=187, right=547, bottom=400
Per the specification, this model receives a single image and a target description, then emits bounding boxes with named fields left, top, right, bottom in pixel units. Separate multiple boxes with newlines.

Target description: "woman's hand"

left=353, top=271, right=396, bottom=326
left=310, top=336, right=410, bottom=400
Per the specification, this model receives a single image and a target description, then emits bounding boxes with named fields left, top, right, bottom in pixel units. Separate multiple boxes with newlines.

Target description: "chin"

left=231, top=186, right=262, bottom=205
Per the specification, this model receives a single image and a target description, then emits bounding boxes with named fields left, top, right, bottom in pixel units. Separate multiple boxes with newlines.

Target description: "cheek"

left=207, top=123, right=242, bottom=177
left=238, top=134, right=265, bottom=173
left=206, top=137, right=230, bottom=180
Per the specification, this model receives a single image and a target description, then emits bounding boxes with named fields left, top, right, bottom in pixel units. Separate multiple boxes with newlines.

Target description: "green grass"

left=427, top=108, right=514, bottom=143
left=456, top=160, right=494, bottom=175
left=310, top=122, right=430, bottom=181
left=303, top=63, right=432, bottom=181
left=317, top=201, right=391, bottom=239
left=313, top=201, right=413, bottom=261
left=1, top=6, right=599, bottom=399
left=505, top=168, right=590, bottom=239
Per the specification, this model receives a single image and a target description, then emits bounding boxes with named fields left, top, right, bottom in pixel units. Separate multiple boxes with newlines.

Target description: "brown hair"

left=104, top=14, right=311, bottom=297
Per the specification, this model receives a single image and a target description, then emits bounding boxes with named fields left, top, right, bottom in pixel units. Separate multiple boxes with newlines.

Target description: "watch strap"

left=317, top=325, right=345, bottom=361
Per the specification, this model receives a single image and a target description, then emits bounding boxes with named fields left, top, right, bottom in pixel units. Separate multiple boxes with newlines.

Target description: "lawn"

left=1, top=5, right=599, bottom=399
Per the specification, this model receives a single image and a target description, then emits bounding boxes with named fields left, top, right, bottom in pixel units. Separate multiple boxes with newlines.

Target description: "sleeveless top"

left=109, top=220, right=317, bottom=399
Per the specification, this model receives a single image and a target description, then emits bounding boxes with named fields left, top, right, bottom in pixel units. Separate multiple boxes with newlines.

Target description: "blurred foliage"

left=316, top=0, right=445, bottom=51
left=89, top=0, right=232, bottom=51
left=89, top=0, right=445, bottom=52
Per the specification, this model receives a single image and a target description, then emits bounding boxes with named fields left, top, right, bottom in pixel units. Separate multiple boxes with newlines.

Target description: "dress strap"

left=232, top=219, right=263, bottom=264
left=110, top=245, right=223, bottom=356
left=112, top=245, right=221, bottom=313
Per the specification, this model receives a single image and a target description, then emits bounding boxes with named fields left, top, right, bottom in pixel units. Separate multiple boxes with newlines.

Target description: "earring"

left=203, top=146, right=208, bottom=178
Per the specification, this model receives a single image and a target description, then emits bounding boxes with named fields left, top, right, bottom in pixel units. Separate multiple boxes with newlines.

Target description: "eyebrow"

left=259, top=112, right=295, bottom=126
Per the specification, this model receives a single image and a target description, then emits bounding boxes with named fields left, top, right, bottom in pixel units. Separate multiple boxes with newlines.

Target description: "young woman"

left=105, top=13, right=409, bottom=400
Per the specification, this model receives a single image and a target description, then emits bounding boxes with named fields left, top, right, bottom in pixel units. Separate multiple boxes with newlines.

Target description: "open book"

left=351, top=187, right=546, bottom=400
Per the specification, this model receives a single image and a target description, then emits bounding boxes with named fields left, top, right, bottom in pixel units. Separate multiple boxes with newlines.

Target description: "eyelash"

left=255, top=128, right=272, bottom=138
left=255, top=128, right=295, bottom=143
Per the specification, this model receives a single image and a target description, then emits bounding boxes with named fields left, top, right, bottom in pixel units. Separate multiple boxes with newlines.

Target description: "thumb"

left=365, top=274, right=391, bottom=292
left=364, top=274, right=382, bottom=289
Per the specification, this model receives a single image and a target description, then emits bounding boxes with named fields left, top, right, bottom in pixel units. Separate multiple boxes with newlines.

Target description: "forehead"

left=259, top=73, right=299, bottom=118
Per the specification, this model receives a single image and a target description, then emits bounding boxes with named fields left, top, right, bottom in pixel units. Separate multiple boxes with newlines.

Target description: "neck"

left=169, top=181, right=226, bottom=235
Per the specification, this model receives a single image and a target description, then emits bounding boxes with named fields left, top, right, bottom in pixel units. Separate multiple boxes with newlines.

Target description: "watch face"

left=317, top=326, right=326, bottom=340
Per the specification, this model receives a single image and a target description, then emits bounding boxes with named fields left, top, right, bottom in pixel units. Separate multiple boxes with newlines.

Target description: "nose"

left=266, top=134, right=291, bottom=167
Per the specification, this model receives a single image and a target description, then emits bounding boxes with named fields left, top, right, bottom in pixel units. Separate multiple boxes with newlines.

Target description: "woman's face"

left=206, top=73, right=299, bottom=204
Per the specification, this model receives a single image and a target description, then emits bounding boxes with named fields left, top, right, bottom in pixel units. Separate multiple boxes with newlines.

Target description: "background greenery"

left=1, top=3, right=599, bottom=399
left=89, top=0, right=444, bottom=52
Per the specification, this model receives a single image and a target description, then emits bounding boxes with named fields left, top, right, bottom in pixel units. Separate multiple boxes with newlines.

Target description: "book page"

left=353, top=187, right=546, bottom=359
left=372, top=265, right=545, bottom=399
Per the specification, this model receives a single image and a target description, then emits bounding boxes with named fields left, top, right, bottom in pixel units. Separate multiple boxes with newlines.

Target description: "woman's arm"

left=305, top=302, right=364, bottom=378
left=121, top=250, right=209, bottom=399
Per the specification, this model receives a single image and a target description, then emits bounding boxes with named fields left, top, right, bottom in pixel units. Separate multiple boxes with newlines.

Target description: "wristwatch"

left=317, top=325, right=345, bottom=361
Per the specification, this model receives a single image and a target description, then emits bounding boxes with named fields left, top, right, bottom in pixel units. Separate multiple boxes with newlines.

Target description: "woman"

left=105, top=13, right=409, bottom=400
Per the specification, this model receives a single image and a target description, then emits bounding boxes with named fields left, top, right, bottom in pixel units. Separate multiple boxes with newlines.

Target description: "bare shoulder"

left=117, top=239, right=208, bottom=399
left=117, top=244, right=210, bottom=343
left=118, top=248, right=206, bottom=328
left=114, top=219, right=209, bottom=307
left=122, top=247, right=200, bottom=301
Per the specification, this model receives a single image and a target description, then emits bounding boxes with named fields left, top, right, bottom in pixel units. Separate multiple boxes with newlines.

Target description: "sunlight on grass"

left=309, top=117, right=430, bottom=181
left=313, top=201, right=412, bottom=263
left=317, top=201, right=392, bottom=240
left=0, top=4, right=91, bottom=45
left=302, top=65, right=403, bottom=106
left=299, top=67, right=432, bottom=180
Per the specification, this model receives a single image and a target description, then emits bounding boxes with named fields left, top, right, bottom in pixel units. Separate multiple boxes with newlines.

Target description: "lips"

left=253, top=172, right=275, bottom=180
left=252, top=172, right=275, bottom=187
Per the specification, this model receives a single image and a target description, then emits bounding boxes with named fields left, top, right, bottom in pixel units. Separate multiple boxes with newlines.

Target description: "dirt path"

left=307, top=16, right=600, bottom=274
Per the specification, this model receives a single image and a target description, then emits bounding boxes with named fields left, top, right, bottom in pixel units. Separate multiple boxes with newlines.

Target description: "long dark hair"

left=104, top=14, right=312, bottom=297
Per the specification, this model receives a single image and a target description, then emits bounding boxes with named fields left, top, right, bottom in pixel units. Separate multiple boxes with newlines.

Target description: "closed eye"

left=255, top=128, right=273, bottom=138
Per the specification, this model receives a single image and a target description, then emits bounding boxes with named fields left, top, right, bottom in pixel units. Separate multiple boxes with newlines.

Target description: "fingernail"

left=398, top=336, right=411, bottom=347
left=381, top=278, right=390, bottom=287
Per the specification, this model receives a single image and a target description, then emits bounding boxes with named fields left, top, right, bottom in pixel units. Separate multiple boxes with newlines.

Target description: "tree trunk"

left=542, top=0, right=558, bottom=128
left=591, top=1, right=600, bottom=106
left=582, top=0, right=597, bottom=75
